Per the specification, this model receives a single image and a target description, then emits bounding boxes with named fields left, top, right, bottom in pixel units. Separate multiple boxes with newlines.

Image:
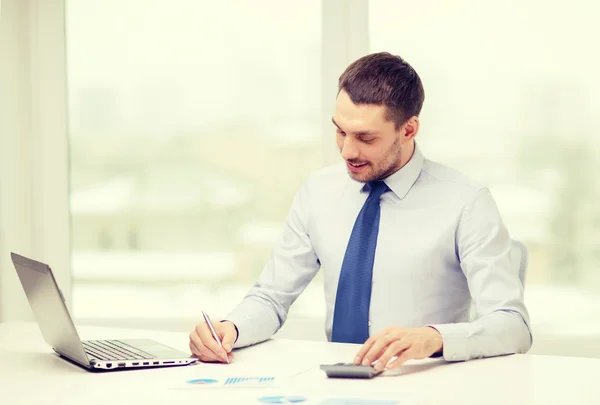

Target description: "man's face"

left=333, top=89, right=410, bottom=183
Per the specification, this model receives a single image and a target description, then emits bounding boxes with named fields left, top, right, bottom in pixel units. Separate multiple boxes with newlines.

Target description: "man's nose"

left=340, top=137, right=359, bottom=160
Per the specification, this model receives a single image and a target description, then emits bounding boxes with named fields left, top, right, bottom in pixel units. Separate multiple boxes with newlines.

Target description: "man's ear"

left=402, top=116, right=419, bottom=141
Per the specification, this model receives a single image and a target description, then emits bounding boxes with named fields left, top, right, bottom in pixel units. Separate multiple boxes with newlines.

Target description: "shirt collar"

left=361, top=142, right=424, bottom=200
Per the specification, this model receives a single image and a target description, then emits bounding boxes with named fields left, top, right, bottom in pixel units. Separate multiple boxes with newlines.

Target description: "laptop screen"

left=11, top=253, right=89, bottom=365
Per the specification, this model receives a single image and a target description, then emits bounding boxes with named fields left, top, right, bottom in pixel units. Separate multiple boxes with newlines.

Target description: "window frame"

left=0, top=0, right=369, bottom=322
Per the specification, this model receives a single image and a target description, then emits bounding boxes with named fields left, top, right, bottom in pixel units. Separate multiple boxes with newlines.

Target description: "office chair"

left=510, top=239, right=529, bottom=287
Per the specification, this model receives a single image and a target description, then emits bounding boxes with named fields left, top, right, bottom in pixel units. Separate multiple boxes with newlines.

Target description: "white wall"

left=321, top=0, right=369, bottom=164
left=0, top=0, right=70, bottom=322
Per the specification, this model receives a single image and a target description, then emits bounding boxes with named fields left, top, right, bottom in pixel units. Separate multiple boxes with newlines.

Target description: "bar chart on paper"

left=179, top=376, right=278, bottom=389
left=224, top=377, right=275, bottom=385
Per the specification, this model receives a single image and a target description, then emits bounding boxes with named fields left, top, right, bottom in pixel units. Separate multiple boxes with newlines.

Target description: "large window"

left=67, top=0, right=325, bottom=320
left=64, top=0, right=600, bottom=342
left=369, top=0, right=600, bottom=336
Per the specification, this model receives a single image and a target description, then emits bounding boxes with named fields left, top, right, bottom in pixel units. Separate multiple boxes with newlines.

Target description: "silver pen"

left=201, top=310, right=229, bottom=363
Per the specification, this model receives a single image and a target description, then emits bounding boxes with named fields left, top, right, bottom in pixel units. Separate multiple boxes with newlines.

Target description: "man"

left=189, top=52, right=532, bottom=371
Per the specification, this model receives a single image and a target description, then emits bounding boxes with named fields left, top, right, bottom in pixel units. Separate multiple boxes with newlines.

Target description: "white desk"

left=1, top=322, right=600, bottom=405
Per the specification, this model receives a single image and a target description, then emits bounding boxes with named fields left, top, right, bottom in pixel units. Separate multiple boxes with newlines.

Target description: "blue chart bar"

left=224, top=377, right=275, bottom=385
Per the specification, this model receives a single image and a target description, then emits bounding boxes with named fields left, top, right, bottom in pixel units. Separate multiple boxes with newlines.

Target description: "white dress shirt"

left=226, top=143, right=532, bottom=361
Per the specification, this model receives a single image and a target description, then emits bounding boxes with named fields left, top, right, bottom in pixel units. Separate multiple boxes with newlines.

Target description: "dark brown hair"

left=338, top=52, right=425, bottom=129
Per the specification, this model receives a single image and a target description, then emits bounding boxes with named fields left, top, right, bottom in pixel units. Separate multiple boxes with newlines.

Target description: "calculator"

left=320, top=362, right=383, bottom=379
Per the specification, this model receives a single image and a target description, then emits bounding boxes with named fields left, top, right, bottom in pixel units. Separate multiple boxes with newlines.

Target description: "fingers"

left=354, top=336, right=375, bottom=365
left=189, top=323, right=228, bottom=363
left=188, top=330, right=204, bottom=357
left=386, top=347, right=418, bottom=369
left=188, top=320, right=238, bottom=363
left=189, top=340, right=220, bottom=362
left=361, top=332, right=400, bottom=366
left=373, top=340, right=411, bottom=371
left=189, top=339, right=220, bottom=362
left=354, top=328, right=392, bottom=364
left=195, top=322, right=229, bottom=362
left=353, top=327, right=443, bottom=371
left=189, top=331, right=221, bottom=362
left=189, top=339, right=201, bottom=358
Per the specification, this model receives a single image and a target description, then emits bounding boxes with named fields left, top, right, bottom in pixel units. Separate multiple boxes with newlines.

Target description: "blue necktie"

left=331, top=180, right=389, bottom=344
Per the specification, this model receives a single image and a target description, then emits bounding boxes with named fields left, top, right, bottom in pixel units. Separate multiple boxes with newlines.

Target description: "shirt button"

left=368, top=321, right=372, bottom=327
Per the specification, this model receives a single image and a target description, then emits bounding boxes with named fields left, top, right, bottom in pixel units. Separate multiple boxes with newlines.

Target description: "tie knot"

left=368, top=181, right=389, bottom=199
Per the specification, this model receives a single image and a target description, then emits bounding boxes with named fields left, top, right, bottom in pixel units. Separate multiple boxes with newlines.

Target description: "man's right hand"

left=189, top=320, right=238, bottom=363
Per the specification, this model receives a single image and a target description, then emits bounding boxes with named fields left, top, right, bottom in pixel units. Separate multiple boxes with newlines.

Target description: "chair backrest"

left=510, top=239, right=528, bottom=287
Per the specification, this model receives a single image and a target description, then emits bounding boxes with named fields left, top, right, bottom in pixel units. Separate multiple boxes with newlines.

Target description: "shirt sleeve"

left=223, top=179, right=321, bottom=348
left=428, top=187, right=533, bottom=361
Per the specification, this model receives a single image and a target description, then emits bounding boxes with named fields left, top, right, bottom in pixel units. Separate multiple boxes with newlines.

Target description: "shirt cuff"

left=427, top=324, right=470, bottom=361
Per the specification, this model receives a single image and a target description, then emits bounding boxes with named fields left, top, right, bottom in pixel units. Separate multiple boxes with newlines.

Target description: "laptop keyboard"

left=82, top=340, right=157, bottom=361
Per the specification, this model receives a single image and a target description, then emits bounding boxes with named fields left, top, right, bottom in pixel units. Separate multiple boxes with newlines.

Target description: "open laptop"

left=11, top=252, right=198, bottom=371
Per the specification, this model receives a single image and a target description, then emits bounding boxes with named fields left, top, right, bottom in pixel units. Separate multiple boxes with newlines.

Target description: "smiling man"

left=189, top=52, right=532, bottom=370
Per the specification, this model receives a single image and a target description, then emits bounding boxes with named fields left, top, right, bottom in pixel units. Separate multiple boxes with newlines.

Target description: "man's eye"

left=336, top=129, right=346, bottom=135
left=361, top=138, right=375, bottom=144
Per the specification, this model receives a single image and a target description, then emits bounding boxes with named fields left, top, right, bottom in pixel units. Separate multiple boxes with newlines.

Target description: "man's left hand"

left=354, top=326, right=443, bottom=371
